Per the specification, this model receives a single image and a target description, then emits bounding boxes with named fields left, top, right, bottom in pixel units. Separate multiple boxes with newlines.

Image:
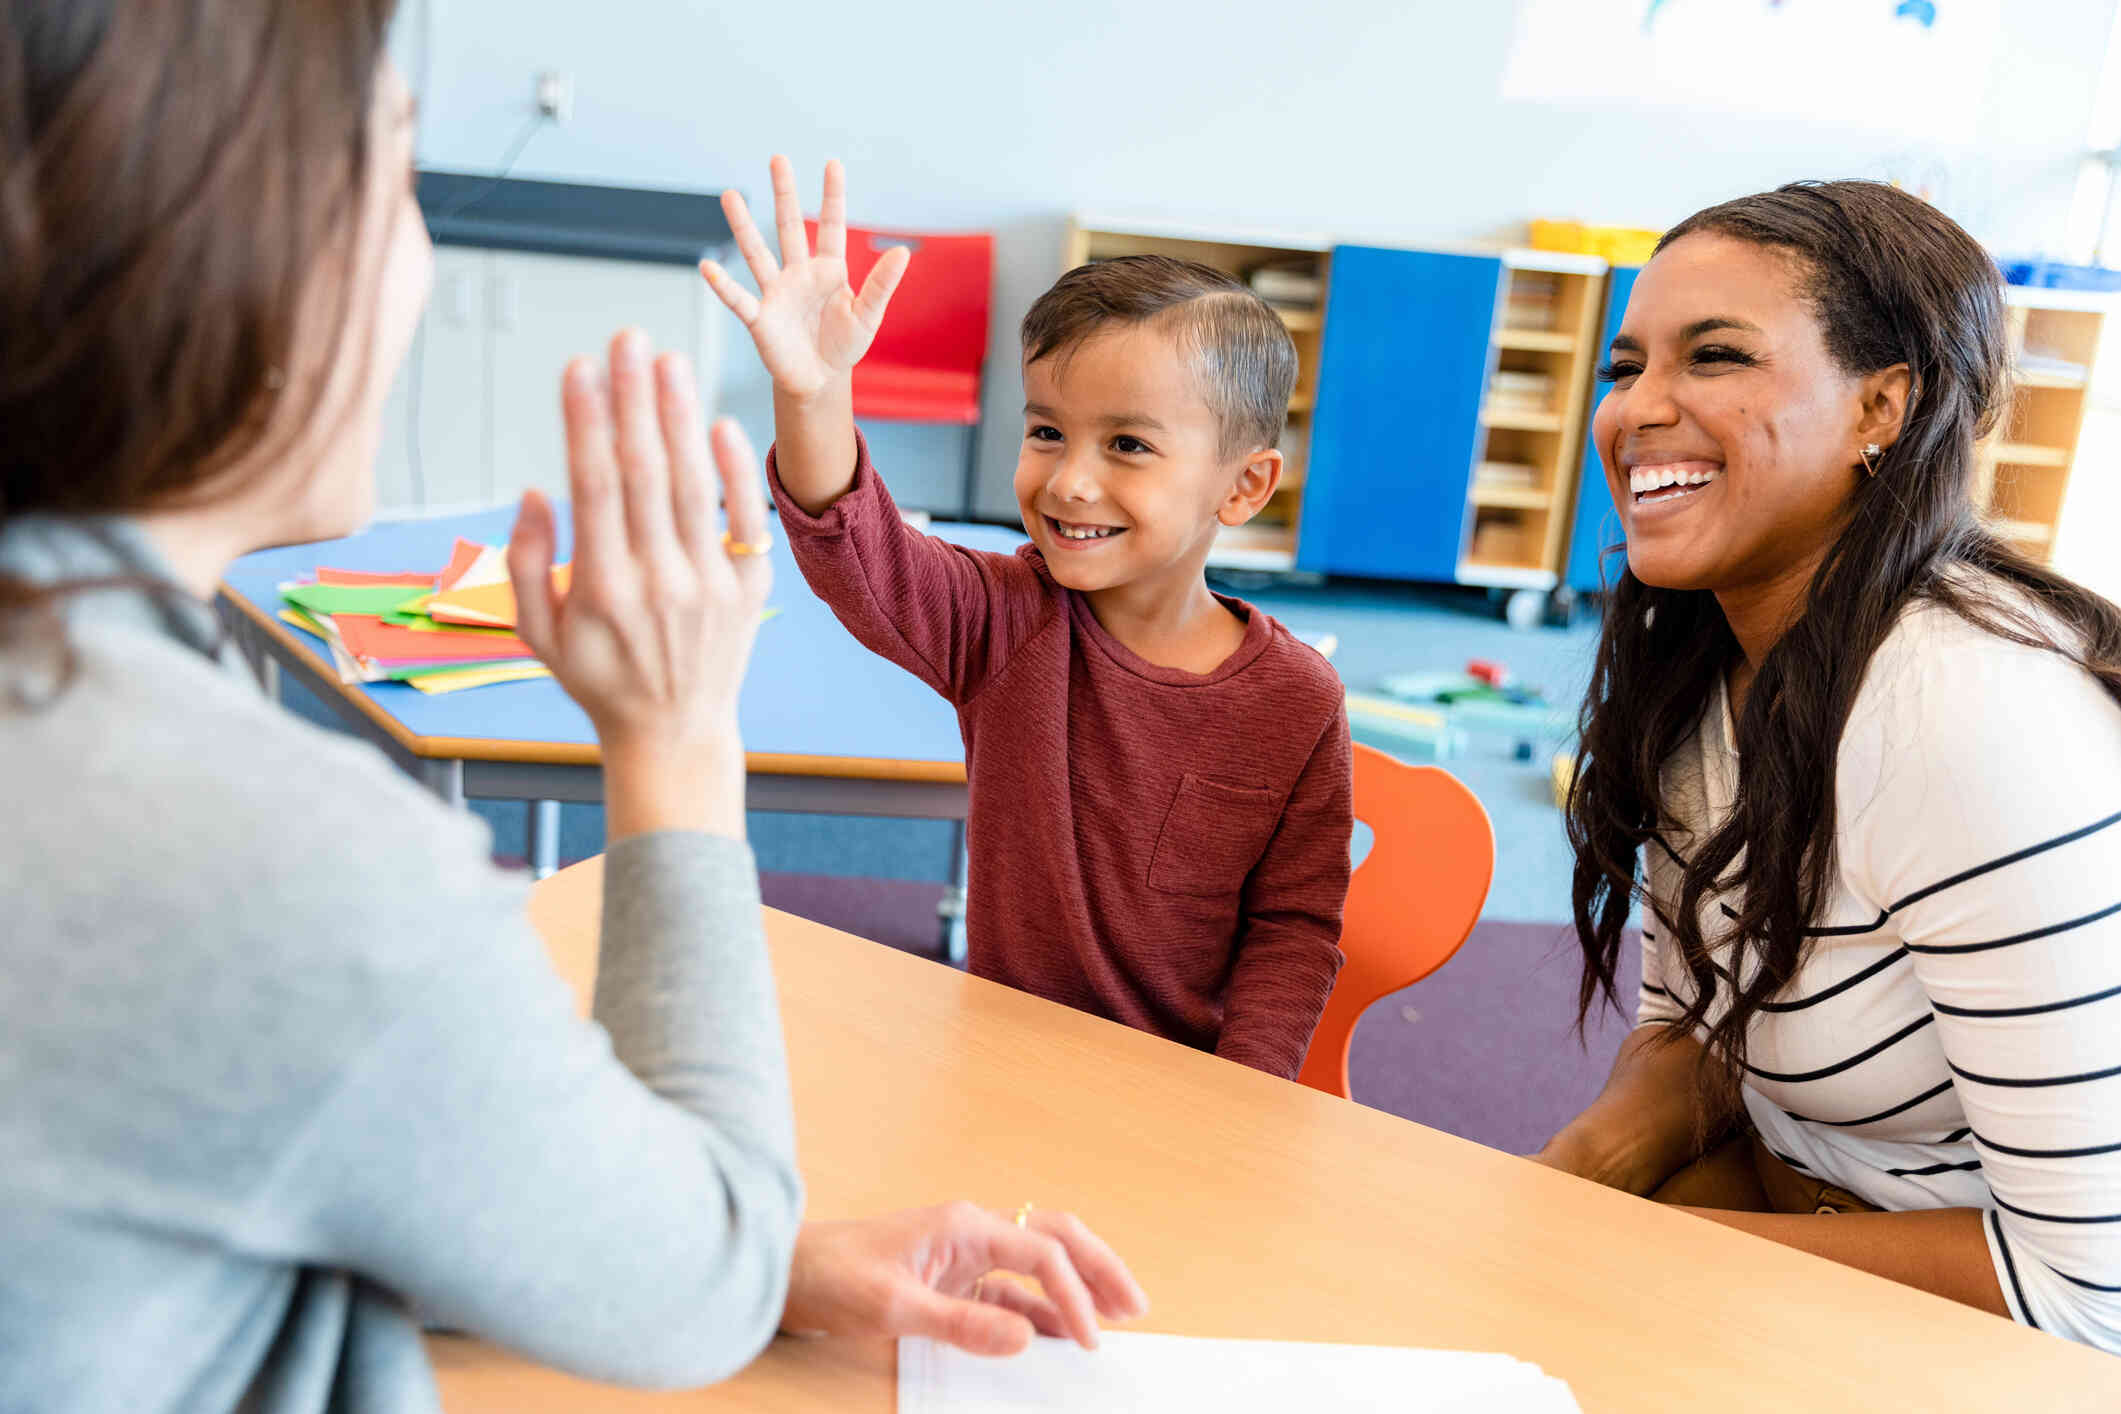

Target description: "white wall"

left=397, top=0, right=2119, bottom=518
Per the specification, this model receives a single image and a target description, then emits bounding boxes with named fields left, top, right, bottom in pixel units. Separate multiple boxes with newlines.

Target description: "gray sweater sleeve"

left=236, top=830, right=803, bottom=1390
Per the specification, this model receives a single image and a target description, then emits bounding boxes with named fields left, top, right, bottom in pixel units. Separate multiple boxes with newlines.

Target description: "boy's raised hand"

left=701, top=156, right=910, bottom=401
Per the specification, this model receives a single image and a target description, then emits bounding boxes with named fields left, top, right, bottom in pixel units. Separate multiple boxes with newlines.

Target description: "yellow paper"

left=404, top=661, right=554, bottom=694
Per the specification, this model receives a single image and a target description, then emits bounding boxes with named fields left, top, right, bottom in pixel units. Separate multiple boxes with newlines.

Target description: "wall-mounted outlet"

left=535, top=70, right=573, bottom=124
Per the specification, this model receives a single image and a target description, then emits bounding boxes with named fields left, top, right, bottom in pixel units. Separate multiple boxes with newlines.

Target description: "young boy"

left=701, top=158, right=1351, bottom=1079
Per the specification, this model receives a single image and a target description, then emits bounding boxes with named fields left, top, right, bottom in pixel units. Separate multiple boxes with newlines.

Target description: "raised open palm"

left=700, top=156, right=910, bottom=399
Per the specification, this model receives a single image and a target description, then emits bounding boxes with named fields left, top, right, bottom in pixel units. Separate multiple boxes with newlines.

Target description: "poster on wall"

left=1501, top=0, right=2003, bottom=142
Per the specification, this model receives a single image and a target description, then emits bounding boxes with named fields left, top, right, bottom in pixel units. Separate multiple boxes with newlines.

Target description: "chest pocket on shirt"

left=1147, top=773, right=1282, bottom=897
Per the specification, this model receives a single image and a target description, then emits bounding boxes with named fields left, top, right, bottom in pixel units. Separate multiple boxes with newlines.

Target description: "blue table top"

left=221, top=506, right=1026, bottom=769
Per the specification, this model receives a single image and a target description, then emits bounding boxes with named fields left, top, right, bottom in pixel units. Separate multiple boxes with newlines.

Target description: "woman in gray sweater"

left=0, top=4, right=1144, bottom=1411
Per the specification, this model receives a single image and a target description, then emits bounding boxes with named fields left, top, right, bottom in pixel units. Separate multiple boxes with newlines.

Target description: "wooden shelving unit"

left=1064, top=216, right=1334, bottom=572
left=1976, top=287, right=2111, bottom=564
left=1460, top=251, right=1608, bottom=590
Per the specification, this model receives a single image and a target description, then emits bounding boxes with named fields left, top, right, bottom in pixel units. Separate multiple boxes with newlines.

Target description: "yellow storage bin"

left=1530, top=220, right=1664, bottom=268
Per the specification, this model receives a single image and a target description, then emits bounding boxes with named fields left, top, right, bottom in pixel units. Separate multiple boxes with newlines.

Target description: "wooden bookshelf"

left=1975, top=287, right=2111, bottom=566
left=1064, top=216, right=1333, bottom=572
left=1459, top=251, right=1609, bottom=590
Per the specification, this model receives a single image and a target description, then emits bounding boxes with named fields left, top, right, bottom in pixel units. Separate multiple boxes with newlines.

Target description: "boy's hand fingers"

left=853, top=244, right=911, bottom=333
left=816, top=158, right=846, bottom=261
left=698, top=259, right=759, bottom=325
left=769, top=154, right=808, bottom=267
left=723, top=188, right=778, bottom=288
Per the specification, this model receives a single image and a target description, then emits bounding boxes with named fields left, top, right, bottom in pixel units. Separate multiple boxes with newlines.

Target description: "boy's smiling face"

left=1015, top=322, right=1274, bottom=598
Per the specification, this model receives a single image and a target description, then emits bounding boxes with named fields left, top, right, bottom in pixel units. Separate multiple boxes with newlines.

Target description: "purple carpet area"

left=755, top=871, right=1643, bottom=1157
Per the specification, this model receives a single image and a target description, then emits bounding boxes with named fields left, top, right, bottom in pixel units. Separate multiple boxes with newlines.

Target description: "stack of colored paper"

left=275, top=539, right=564, bottom=695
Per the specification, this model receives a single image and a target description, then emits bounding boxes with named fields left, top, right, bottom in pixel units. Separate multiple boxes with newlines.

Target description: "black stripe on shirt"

left=1744, top=1014, right=1934, bottom=1084
left=2050, top=1264, right=2121, bottom=1293
left=1883, top=1158, right=1982, bottom=1178
left=1942, top=1127, right=1972, bottom=1143
left=1786, top=1078, right=1954, bottom=1128
left=1717, top=899, right=1890, bottom=940
left=1890, top=808, right=2121, bottom=915
left=1904, top=898, right=2121, bottom=957
left=1948, top=1057, right=2121, bottom=1089
left=1989, top=1210, right=2042, bottom=1330
left=1970, top=1129, right=2121, bottom=1160
left=1994, top=1194, right=2121, bottom=1225
left=1759, top=947, right=1910, bottom=1013
left=1932, top=978, right=2121, bottom=1019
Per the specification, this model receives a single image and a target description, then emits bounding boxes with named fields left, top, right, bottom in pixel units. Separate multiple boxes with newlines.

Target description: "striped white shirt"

left=1639, top=591, right=2121, bottom=1351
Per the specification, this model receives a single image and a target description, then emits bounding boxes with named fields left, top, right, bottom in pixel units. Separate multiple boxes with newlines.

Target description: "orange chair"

left=1296, top=742, right=1495, bottom=1100
left=807, top=219, right=994, bottom=515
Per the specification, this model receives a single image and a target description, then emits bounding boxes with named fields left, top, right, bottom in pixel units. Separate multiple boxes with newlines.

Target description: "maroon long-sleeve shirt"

left=769, top=443, right=1353, bottom=1078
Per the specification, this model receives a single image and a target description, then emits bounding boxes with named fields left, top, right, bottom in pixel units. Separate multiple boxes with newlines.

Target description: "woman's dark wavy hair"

left=1567, top=180, right=2121, bottom=1113
left=0, top=0, right=398, bottom=687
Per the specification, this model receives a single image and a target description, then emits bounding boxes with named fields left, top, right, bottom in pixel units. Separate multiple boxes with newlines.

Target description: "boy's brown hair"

left=1020, top=255, right=1298, bottom=459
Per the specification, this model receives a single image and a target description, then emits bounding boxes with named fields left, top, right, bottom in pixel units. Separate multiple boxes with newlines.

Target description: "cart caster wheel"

left=1504, top=589, right=1547, bottom=631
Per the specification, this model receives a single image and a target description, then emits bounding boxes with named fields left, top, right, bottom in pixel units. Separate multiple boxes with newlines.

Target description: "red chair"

left=1297, top=742, right=1495, bottom=1101
left=809, top=220, right=994, bottom=514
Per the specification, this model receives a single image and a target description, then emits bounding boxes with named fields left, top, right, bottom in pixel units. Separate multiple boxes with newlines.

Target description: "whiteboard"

left=1502, top=0, right=2004, bottom=141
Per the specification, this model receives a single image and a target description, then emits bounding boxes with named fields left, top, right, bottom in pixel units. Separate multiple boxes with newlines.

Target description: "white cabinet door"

left=484, top=251, right=719, bottom=505
left=371, top=245, right=491, bottom=515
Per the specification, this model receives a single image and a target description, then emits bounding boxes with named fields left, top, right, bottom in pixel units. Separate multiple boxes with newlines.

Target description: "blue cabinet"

left=1563, top=265, right=1638, bottom=595
left=1298, top=247, right=1501, bottom=580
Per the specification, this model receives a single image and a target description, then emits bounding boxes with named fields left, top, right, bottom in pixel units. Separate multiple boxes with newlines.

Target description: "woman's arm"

left=230, top=333, right=808, bottom=1387
left=1678, top=1208, right=2005, bottom=1314
left=1534, top=1022, right=1732, bottom=1196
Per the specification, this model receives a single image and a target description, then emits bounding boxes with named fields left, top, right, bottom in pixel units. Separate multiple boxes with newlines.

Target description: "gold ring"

left=972, top=1275, right=987, bottom=1301
left=1014, top=1201, right=1034, bottom=1228
left=721, top=531, right=772, bottom=557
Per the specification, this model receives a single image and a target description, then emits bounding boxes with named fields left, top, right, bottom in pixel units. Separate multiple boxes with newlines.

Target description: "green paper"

left=281, top=584, right=435, bottom=618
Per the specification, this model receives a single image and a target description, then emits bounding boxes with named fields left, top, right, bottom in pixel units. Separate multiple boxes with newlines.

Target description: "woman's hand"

left=782, top=1203, right=1150, bottom=1356
left=699, top=156, right=909, bottom=402
left=508, top=329, right=770, bottom=840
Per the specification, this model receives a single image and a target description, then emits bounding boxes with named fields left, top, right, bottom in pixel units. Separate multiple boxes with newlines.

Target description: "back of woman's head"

left=0, top=0, right=398, bottom=522
left=1567, top=180, right=2121, bottom=1105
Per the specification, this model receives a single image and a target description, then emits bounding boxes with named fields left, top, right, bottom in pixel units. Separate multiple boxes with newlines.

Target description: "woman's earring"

left=1859, top=442, right=1883, bottom=478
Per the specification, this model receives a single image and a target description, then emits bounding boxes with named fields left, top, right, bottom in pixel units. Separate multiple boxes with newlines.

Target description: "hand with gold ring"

left=781, top=1202, right=1149, bottom=1356
left=508, top=328, right=773, bottom=842
left=721, top=530, right=773, bottom=557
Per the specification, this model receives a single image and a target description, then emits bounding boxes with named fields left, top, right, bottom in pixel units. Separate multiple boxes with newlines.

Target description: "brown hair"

left=1567, top=180, right=2121, bottom=1115
left=1021, top=255, right=1297, bottom=458
left=0, top=0, right=399, bottom=663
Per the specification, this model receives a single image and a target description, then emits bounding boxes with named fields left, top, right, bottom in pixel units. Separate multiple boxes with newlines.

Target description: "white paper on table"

left=898, top=1330, right=1582, bottom=1414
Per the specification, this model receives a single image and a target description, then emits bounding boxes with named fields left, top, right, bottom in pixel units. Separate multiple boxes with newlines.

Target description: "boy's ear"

left=1217, top=448, right=1283, bottom=527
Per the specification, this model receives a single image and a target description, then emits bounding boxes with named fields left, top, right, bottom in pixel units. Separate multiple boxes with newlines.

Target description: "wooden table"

left=430, top=858, right=2117, bottom=1410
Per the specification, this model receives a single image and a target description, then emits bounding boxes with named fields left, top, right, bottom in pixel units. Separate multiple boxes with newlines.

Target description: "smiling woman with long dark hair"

left=1535, top=180, right=2121, bottom=1351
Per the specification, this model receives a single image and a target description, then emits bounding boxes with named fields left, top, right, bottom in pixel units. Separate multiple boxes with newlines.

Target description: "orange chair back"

left=1296, top=742, right=1494, bottom=1100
